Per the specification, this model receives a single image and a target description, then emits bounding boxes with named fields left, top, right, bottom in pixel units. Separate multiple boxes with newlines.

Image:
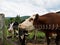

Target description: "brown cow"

left=18, top=12, right=60, bottom=45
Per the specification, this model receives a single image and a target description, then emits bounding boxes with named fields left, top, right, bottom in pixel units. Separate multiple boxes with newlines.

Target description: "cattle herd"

left=8, top=11, right=60, bottom=45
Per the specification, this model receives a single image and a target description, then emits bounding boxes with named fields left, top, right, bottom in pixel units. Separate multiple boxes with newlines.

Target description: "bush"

left=27, top=31, right=45, bottom=40
left=27, top=32, right=34, bottom=40
left=36, top=31, right=45, bottom=39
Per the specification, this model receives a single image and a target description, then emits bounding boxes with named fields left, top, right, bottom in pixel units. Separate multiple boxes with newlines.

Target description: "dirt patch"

left=6, top=38, right=60, bottom=45
left=0, top=39, right=3, bottom=45
left=26, top=42, right=56, bottom=45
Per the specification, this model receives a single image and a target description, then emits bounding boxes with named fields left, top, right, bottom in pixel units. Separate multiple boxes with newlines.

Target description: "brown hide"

left=33, top=13, right=60, bottom=29
left=33, top=12, right=60, bottom=45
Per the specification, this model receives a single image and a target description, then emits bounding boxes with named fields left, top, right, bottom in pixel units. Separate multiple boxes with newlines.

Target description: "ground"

left=26, top=42, right=56, bottom=45
left=7, top=38, right=60, bottom=45
left=0, top=39, right=3, bottom=45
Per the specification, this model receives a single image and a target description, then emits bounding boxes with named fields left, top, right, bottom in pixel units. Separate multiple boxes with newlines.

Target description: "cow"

left=8, top=21, right=19, bottom=38
left=8, top=21, right=29, bottom=45
left=18, top=12, right=60, bottom=45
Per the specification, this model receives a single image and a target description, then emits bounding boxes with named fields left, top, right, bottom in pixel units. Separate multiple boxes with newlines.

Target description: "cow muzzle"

left=8, top=30, right=12, bottom=33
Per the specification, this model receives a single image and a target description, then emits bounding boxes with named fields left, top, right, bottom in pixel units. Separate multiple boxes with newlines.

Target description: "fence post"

left=0, top=14, right=6, bottom=45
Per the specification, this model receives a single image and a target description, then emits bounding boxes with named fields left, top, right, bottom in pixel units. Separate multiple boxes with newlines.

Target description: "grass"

left=27, top=31, right=45, bottom=40
left=3, top=26, right=8, bottom=45
left=27, top=31, right=34, bottom=40
left=36, top=31, right=45, bottom=38
left=3, top=26, right=16, bottom=45
left=4, top=27, right=46, bottom=45
left=6, top=29, right=45, bottom=40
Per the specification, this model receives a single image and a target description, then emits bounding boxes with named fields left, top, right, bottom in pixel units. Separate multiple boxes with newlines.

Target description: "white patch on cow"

left=8, top=22, right=19, bottom=33
left=49, top=37, right=51, bottom=39
left=49, top=33, right=57, bottom=39
left=8, top=22, right=14, bottom=32
left=20, top=35, right=24, bottom=40
left=52, top=33, right=57, bottom=38
left=19, top=15, right=36, bottom=31
left=16, top=30, right=18, bottom=34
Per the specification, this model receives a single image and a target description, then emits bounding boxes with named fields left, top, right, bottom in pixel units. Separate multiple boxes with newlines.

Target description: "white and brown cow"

left=18, top=12, right=60, bottom=45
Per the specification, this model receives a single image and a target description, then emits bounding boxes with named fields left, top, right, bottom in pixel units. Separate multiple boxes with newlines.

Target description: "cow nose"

left=8, top=30, right=12, bottom=33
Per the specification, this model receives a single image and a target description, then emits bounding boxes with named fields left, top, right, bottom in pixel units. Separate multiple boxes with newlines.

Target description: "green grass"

left=6, top=29, right=45, bottom=40
left=3, top=26, right=8, bottom=45
left=3, top=26, right=16, bottom=45
left=27, top=32, right=34, bottom=40
left=27, top=31, right=45, bottom=40
left=36, top=31, right=45, bottom=38
left=5, top=27, right=46, bottom=45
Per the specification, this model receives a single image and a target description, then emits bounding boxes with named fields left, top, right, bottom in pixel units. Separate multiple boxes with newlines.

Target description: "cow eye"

left=29, top=18, right=33, bottom=22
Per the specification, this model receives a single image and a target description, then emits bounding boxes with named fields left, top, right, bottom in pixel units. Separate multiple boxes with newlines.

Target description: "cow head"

left=8, top=22, right=14, bottom=33
left=18, top=14, right=40, bottom=31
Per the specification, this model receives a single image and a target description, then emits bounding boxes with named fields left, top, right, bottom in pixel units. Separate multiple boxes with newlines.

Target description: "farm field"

left=6, top=30, right=59, bottom=45
left=6, top=39, right=58, bottom=45
left=27, top=42, right=56, bottom=45
left=0, top=39, right=3, bottom=45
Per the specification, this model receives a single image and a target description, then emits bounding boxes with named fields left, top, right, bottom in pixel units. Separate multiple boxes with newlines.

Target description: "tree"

left=9, top=17, right=15, bottom=23
left=15, top=15, right=21, bottom=23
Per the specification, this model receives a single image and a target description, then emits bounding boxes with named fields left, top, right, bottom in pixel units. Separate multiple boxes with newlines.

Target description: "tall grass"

left=27, top=31, right=45, bottom=40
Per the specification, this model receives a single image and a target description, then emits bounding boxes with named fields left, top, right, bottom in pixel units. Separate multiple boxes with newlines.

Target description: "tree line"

left=5, top=15, right=21, bottom=26
left=5, top=15, right=30, bottom=26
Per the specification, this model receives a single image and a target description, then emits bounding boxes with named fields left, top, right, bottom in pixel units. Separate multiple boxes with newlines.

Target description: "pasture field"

left=3, top=26, right=18, bottom=45
left=3, top=26, right=60, bottom=45
left=27, top=31, right=45, bottom=40
left=6, top=26, right=46, bottom=45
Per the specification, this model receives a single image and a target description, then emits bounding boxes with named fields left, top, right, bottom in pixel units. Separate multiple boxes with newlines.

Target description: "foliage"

left=9, top=17, right=15, bottom=23
left=20, top=16, right=30, bottom=23
left=5, top=17, right=15, bottom=26
left=5, top=15, right=30, bottom=26
left=36, top=31, right=45, bottom=39
left=14, top=15, right=21, bottom=23
left=27, top=31, right=45, bottom=40
left=27, top=32, right=34, bottom=40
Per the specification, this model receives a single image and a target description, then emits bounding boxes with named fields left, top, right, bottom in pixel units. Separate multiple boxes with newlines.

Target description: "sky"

left=0, top=0, right=60, bottom=17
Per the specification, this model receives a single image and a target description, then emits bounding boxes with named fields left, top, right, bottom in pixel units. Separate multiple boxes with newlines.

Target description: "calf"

left=8, top=21, right=19, bottom=38
left=8, top=21, right=29, bottom=45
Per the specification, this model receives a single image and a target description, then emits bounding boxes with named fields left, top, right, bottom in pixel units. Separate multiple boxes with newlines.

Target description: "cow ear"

left=35, top=14, right=39, bottom=19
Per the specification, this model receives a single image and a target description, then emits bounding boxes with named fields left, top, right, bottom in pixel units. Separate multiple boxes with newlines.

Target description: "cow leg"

left=46, top=33, right=50, bottom=45
left=14, top=30, right=16, bottom=38
left=18, top=28, right=26, bottom=45
left=18, top=29, right=23, bottom=45
left=55, top=34, right=59, bottom=45
left=14, top=30, right=15, bottom=37
left=46, top=36, right=50, bottom=45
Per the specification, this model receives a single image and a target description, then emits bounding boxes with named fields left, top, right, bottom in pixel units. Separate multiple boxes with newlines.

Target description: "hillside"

left=20, top=16, right=30, bottom=22
left=5, top=16, right=30, bottom=23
